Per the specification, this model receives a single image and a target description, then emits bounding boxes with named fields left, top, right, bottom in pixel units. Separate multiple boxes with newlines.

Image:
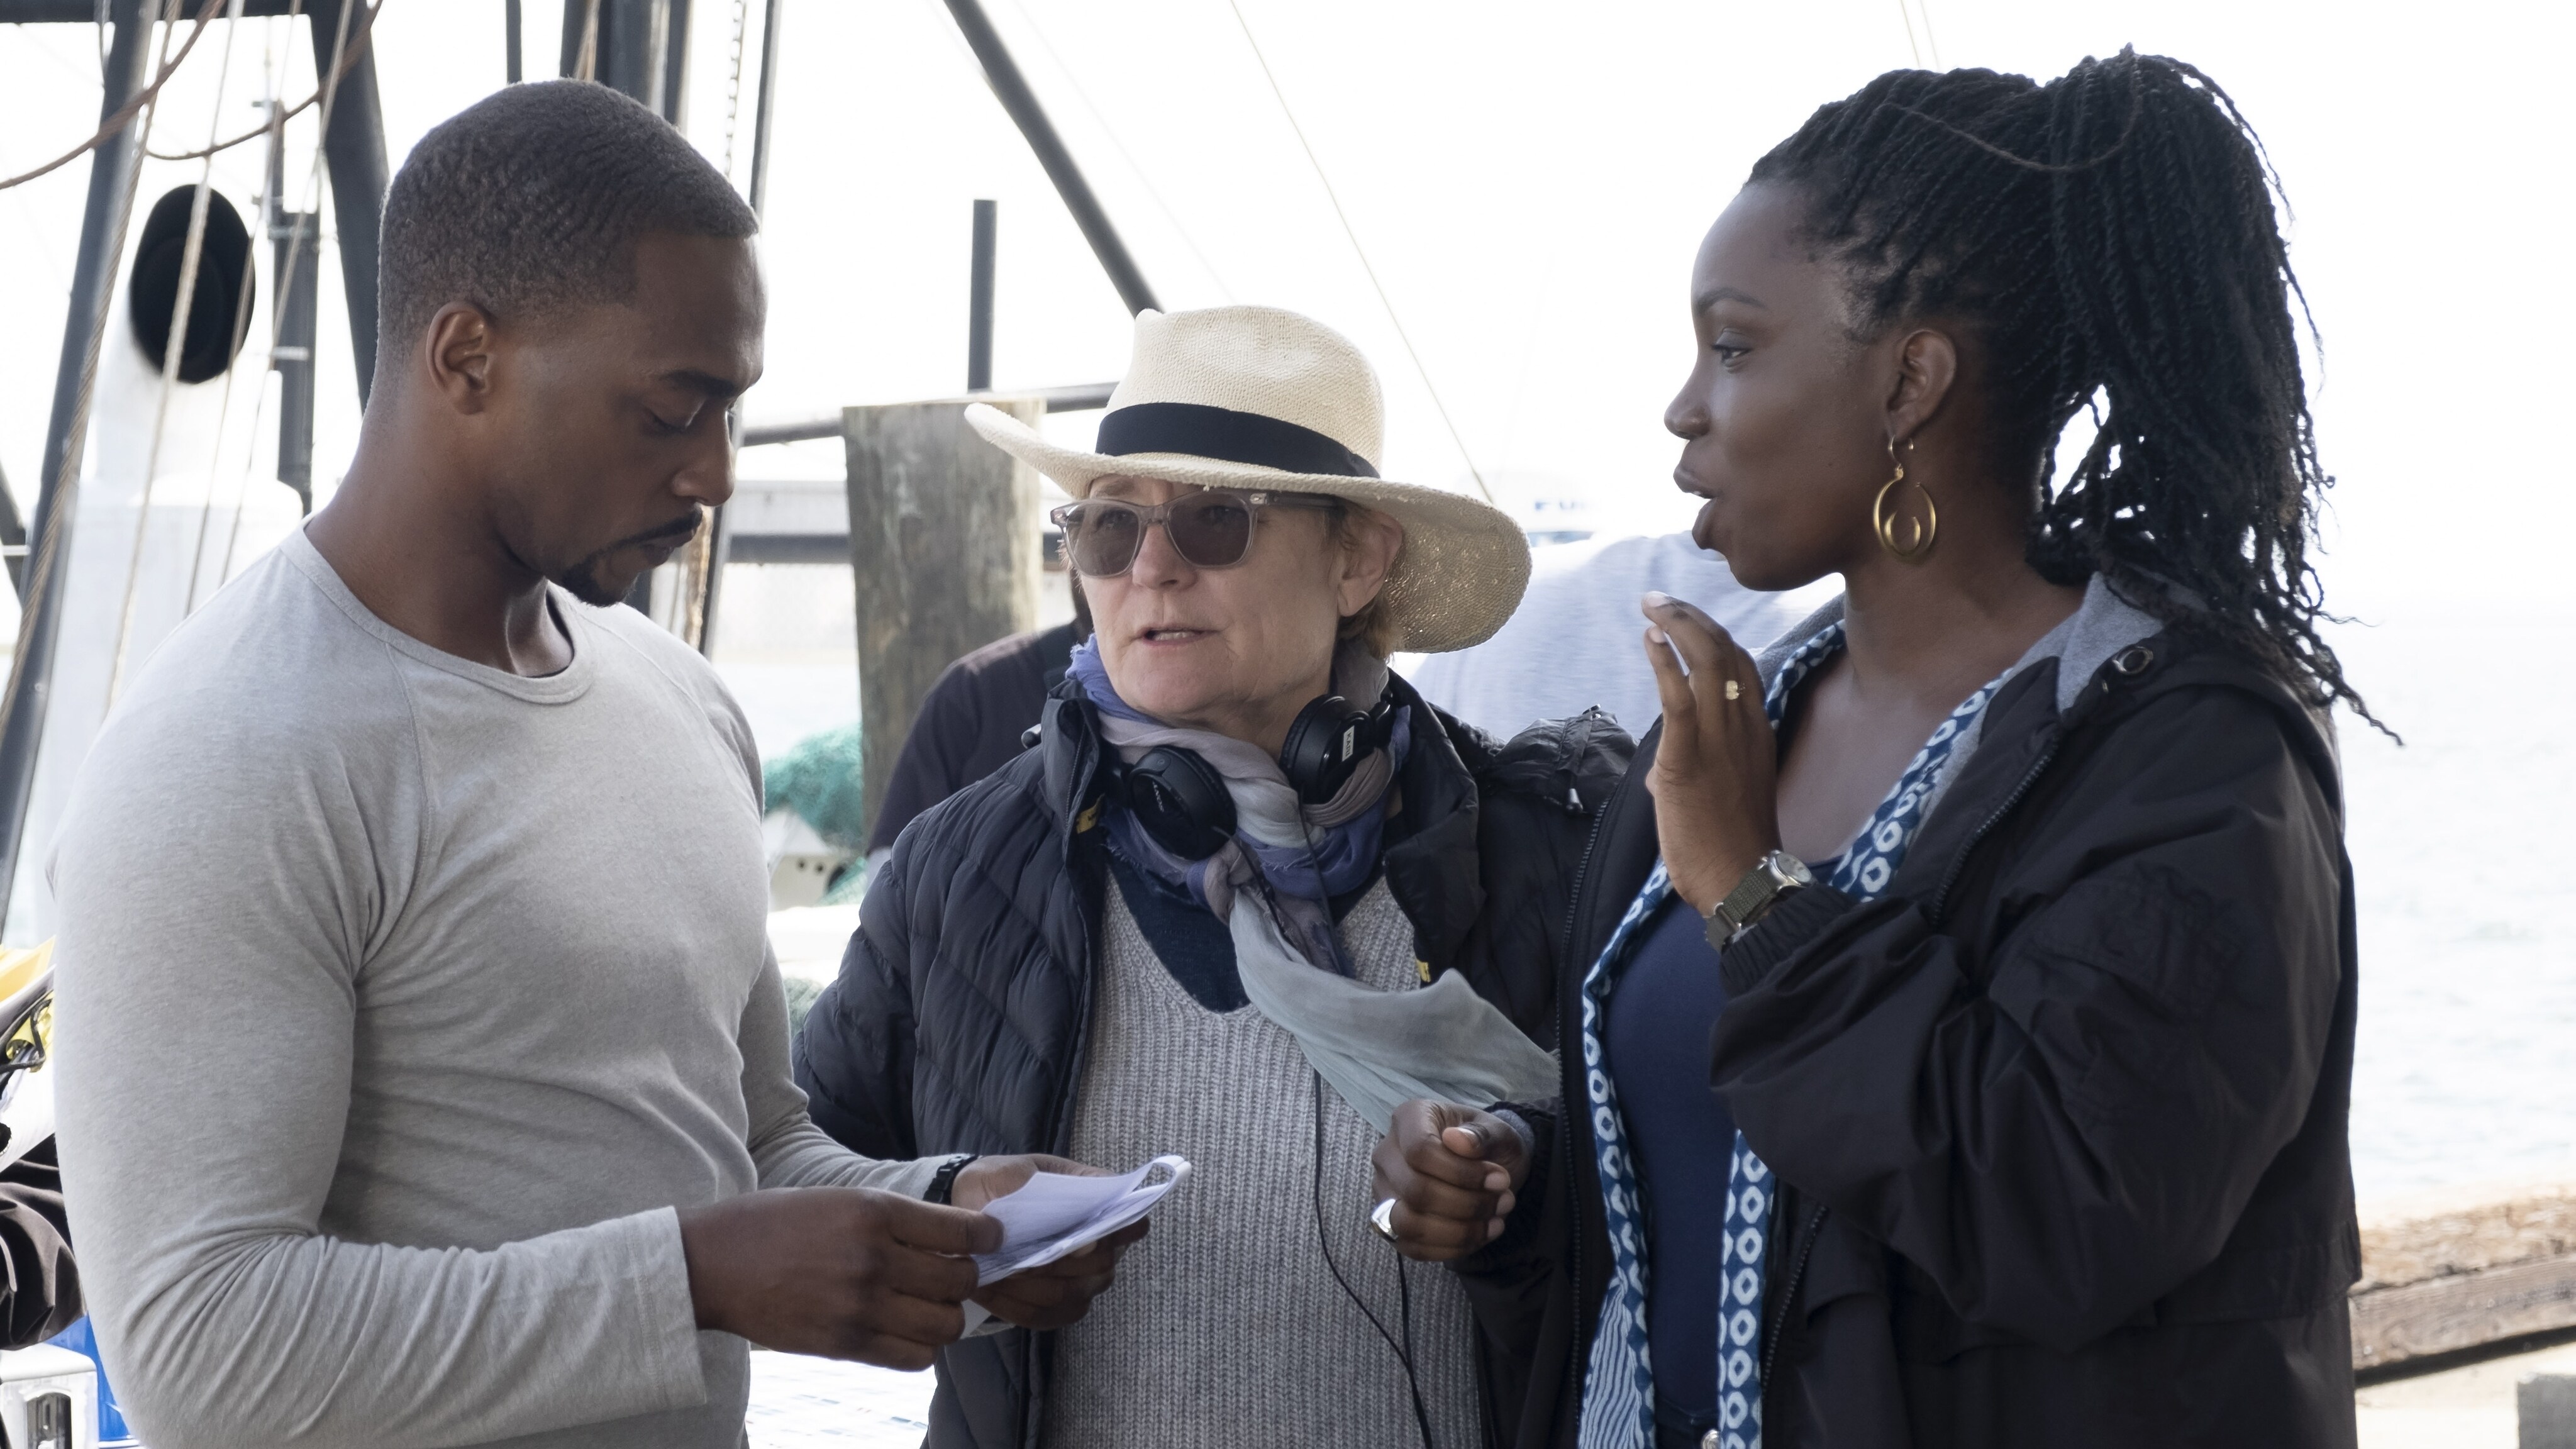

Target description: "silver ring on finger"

left=1369, top=1196, right=1400, bottom=1243
left=1724, top=679, right=1741, bottom=702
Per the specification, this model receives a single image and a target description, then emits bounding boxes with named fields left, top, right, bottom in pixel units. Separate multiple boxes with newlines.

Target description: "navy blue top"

left=1602, top=892, right=1736, bottom=1417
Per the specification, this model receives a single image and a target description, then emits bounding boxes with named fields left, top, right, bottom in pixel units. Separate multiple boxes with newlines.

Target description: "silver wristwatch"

left=1704, top=850, right=1815, bottom=948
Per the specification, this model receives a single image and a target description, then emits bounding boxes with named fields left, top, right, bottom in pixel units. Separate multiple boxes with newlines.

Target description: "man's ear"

left=1880, top=325, right=1960, bottom=443
left=425, top=303, right=499, bottom=414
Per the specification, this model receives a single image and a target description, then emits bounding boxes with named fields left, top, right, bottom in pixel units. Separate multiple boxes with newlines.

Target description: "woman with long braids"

left=1374, top=50, right=2363, bottom=1449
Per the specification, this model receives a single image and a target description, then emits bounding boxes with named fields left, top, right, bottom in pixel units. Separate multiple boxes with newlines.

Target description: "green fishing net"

left=760, top=722, right=869, bottom=905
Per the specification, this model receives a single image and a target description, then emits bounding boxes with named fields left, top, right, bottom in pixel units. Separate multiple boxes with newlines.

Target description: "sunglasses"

left=1049, top=488, right=1341, bottom=577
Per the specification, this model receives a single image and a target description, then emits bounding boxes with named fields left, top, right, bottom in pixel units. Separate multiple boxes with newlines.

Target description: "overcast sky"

left=1, top=0, right=2567, bottom=621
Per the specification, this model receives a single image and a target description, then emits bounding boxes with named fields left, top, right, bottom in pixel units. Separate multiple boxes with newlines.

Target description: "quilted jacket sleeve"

left=792, top=845, right=923, bottom=1163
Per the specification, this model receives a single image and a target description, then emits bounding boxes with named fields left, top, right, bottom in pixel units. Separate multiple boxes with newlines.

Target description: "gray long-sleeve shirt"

left=50, top=530, right=935, bottom=1449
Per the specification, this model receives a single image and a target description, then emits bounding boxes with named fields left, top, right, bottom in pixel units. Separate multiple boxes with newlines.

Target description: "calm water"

left=719, top=592, right=2576, bottom=1206
left=2328, top=609, right=2576, bottom=1201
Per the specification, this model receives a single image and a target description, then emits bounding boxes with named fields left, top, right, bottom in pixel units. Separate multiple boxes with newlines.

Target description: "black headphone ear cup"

left=1278, top=694, right=1370, bottom=805
left=1121, top=747, right=1238, bottom=860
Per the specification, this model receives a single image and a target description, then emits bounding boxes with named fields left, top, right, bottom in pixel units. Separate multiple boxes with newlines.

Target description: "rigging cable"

left=179, top=2, right=304, bottom=618
left=1221, top=0, right=1491, bottom=504
left=104, top=0, right=255, bottom=714
left=142, top=0, right=381, bottom=164
left=2, top=0, right=188, bottom=782
left=0, top=2, right=223, bottom=193
left=1001, top=0, right=1236, bottom=303
left=206, top=0, right=367, bottom=606
left=1895, top=0, right=1942, bottom=69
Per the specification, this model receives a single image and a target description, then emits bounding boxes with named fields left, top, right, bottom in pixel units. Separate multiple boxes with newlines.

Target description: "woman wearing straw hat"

left=794, top=304, right=1629, bottom=1449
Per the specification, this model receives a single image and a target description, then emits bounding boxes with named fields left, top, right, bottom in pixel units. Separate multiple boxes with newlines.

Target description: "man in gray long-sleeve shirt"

left=48, top=84, right=1135, bottom=1449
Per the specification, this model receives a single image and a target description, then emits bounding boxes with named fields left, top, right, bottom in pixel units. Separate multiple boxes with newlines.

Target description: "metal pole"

left=0, top=0, right=154, bottom=928
left=696, top=0, right=780, bottom=655
left=268, top=113, right=319, bottom=514
left=941, top=0, right=1157, bottom=316
left=597, top=0, right=652, bottom=107
left=505, top=0, right=523, bottom=83
left=593, top=0, right=681, bottom=118
left=967, top=199, right=996, bottom=392
left=557, top=0, right=591, bottom=78
left=307, top=0, right=387, bottom=406
left=599, top=0, right=691, bottom=615
left=658, top=0, right=690, bottom=125
left=0, top=458, right=23, bottom=597
left=744, top=0, right=781, bottom=214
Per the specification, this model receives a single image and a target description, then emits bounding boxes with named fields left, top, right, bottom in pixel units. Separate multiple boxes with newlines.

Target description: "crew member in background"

left=50, top=82, right=1135, bottom=1449
left=1406, top=530, right=1807, bottom=738
left=865, top=592, right=1089, bottom=866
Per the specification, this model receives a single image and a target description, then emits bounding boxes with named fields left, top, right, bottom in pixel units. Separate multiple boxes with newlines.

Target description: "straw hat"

left=964, top=306, right=1531, bottom=655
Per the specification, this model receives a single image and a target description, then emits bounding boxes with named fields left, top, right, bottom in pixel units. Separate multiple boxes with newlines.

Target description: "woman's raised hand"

left=1370, top=1099, right=1528, bottom=1262
left=1641, top=592, right=1784, bottom=916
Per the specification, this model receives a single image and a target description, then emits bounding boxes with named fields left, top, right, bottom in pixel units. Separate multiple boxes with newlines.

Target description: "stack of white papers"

left=974, top=1154, right=1190, bottom=1285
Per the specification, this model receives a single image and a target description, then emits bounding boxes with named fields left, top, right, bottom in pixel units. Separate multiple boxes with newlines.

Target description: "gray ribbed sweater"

left=1045, top=879, right=1481, bottom=1449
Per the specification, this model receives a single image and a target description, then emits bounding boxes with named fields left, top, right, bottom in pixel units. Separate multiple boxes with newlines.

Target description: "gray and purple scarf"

left=1067, top=637, right=1559, bottom=1130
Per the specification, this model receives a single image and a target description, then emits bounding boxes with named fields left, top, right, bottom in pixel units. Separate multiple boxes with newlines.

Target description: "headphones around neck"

left=1114, top=691, right=1398, bottom=862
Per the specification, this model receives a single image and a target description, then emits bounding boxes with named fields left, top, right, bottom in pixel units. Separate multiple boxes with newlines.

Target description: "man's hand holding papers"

left=950, top=1153, right=1186, bottom=1331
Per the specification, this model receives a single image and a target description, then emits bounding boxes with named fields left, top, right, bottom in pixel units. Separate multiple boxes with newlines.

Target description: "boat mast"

left=308, top=0, right=387, bottom=406
left=0, top=0, right=389, bottom=933
left=692, top=0, right=784, bottom=655
left=941, top=0, right=1158, bottom=317
left=0, top=0, right=155, bottom=934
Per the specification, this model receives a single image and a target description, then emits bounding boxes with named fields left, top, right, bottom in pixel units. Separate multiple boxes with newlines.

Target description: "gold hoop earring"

left=1873, top=437, right=1937, bottom=561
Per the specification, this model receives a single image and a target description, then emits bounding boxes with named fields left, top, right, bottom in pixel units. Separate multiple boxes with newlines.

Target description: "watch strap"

left=1704, top=851, right=1812, bottom=948
left=924, top=1153, right=980, bottom=1205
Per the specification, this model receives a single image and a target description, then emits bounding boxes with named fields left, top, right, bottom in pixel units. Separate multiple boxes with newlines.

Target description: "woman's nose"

left=1665, top=383, right=1709, bottom=441
left=1128, top=513, right=1194, bottom=587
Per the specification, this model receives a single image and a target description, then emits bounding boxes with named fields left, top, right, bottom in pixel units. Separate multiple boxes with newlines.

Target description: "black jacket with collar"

left=792, top=674, right=1631, bottom=1449
left=1457, top=623, right=2360, bottom=1449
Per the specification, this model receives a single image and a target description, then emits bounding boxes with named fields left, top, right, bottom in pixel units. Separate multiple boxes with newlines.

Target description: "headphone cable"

left=1291, top=710, right=1435, bottom=1447
left=1311, top=1070, right=1438, bottom=1449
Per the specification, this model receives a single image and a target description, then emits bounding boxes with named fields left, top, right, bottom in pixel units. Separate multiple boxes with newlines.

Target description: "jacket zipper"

left=1925, top=726, right=2063, bottom=926
left=1761, top=1204, right=1830, bottom=1396
left=1026, top=734, right=1106, bottom=1449
left=1549, top=741, right=1625, bottom=1441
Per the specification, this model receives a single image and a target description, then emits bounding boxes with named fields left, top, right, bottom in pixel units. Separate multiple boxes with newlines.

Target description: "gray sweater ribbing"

left=1045, top=878, right=1481, bottom=1449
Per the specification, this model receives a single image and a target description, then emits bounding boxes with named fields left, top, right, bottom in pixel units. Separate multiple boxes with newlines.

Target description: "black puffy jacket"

left=794, top=674, right=1631, bottom=1449
left=1457, top=618, right=2360, bottom=1449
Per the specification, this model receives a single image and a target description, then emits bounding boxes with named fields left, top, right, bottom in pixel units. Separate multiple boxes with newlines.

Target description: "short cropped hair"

left=377, top=80, right=757, bottom=370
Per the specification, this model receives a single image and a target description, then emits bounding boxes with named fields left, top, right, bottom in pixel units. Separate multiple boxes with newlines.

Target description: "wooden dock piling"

left=842, top=397, right=1044, bottom=843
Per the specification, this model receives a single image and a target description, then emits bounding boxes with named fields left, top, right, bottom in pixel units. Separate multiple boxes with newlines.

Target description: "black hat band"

left=1094, top=401, right=1379, bottom=480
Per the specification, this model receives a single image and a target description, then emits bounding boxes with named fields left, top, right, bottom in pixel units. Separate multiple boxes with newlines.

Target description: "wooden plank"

left=843, top=399, right=1043, bottom=842
left=2358, top=1180, right=2576, bottom=1290
left=2350, top=1253, right=2576, bottom=1369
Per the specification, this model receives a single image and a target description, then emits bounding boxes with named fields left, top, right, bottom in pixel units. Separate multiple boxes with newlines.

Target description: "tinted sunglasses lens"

left=1167, top=494, right=1256, bottom=567
left=1067, top=504, right=1143, bottom=575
